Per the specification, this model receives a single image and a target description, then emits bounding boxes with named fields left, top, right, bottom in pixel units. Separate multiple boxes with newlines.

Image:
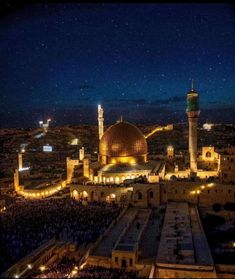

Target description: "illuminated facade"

left=167, top=145, right=174, bottom=160
left=83, top=118, right=164, bottom=184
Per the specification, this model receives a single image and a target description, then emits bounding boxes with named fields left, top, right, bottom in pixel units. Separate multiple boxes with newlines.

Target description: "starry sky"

left=0, top=3, right=235, bottom=127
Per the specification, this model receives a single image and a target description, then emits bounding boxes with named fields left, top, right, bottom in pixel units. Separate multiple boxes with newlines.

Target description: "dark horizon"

left=1, top=105, right=235, bottom=129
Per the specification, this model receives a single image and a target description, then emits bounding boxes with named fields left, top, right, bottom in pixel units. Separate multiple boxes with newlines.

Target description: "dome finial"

left=120, top=115, right=123, bottom=122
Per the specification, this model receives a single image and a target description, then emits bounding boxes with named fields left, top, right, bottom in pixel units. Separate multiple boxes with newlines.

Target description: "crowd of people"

left=76, top=265, right=138, bottom=279
left=0, top=198, right=121, bottom=274
left=31, top=257, right=76, bottom=278
left=31, top=262, right=138, bottom=279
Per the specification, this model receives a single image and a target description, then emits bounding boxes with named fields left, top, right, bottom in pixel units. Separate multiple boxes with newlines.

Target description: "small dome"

left=99, top=121, right=147, bottom=163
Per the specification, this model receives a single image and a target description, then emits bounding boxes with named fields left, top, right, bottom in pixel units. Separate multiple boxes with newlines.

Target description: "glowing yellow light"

left=110, top=193, right=116, bottom=199
left=191, top=191, right=196, bottom=195
left=196, top=190, right=201, bottom=194
left=111, top=159, right=116, bottom=164
left=233, top=242, right=235, bottom=248
left=81, top=191, right=88, bottom=198
left=111, top=143, right=120, bottom=152
left=14, top=275, right=19, bottom=278
left=80, top=262, right=86, bottom=270
left=208, top=183, right=214, bottom=187
left=167, top=145, right=173, bottom=151
left=201, top=185, right=205, bottom=189
left=39, top=265, right=46, bottom=272
left=27, top=264, right=32, bottom=269
left=71, top=270, right=78, bottom=275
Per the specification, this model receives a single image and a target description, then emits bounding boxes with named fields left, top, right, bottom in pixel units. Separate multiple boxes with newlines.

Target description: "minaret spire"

left=186, top=80, right=200, bottom=176
left=98, top=104, right=104, bottom=140
left=191, top=79, right=194, bottom=91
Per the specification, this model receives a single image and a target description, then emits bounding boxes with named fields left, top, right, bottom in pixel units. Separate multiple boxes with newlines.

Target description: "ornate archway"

left=79, top=191, right=89, bottom=201
left=72, top=190, right=79, bottom=200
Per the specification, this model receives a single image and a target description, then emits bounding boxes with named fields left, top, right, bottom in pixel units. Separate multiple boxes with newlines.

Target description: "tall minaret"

left=98, top=104, right=104, bottom=140
left=186, top=80, right=200, bottom=174
left=18, top=147, right=25, bottom=170
left=18, top=153, right=23, bottom=170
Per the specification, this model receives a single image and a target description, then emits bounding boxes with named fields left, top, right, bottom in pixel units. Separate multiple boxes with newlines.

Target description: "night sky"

left=0, top=3, right=235, bottom=127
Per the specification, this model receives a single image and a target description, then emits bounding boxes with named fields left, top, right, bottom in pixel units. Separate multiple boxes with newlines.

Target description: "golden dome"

left=99, top=121, right=147, bottom=164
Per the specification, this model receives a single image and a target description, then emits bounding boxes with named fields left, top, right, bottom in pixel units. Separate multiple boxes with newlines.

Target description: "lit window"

left=134, top=140, right=143, bottom=152
left=206, top=151, right=211, bottom=158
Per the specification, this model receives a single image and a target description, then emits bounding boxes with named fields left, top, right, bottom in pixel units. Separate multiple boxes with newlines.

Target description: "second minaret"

left=186, top=80, right=200, bottom=174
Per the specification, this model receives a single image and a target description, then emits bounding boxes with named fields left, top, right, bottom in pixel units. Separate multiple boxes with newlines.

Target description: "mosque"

left=75, top=80, right=217, bottom=185
left=14, top=81, right=234, bottom=200
left=10, top=82, right=235, bottom=278
left=84, top=116, right=166, bottom=184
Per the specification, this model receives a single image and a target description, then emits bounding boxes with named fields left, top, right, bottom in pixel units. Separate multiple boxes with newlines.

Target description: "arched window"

left=149, top=191, right=154, bottom=198
left=72, top=190, right=79, bottom=200
left=206, top=151, right=211, bottom=158
left=80, top=191, right=88, bottom=201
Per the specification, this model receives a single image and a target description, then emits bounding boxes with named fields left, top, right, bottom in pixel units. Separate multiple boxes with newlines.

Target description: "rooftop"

left=157, top=202, right=214, bottom=267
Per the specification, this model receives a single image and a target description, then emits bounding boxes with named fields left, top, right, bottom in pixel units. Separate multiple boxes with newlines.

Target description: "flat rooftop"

left=92, top=208, right=138, bottom=257
left=114, top=209, right=151, bottom=252
left=157, top=202, right=214, bottom=267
